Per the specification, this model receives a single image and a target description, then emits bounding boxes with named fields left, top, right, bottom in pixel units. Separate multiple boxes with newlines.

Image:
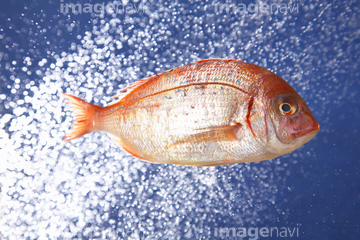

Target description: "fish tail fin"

left=62, top=93, right=102, bottom=142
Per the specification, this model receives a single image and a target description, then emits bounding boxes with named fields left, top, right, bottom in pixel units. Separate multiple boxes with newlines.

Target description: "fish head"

left=261, top=74, right=320, bottom=155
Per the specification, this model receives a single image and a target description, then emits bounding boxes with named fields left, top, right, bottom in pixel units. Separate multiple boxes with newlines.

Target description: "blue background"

left=0, top=0, right=359, bottom=239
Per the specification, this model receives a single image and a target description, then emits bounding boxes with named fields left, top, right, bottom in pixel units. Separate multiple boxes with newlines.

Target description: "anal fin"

left=109, top=134, right=144, bottom=160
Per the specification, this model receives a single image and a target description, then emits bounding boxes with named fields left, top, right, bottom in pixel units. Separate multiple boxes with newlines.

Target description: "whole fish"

left=63, top=59, right=319, bottom=166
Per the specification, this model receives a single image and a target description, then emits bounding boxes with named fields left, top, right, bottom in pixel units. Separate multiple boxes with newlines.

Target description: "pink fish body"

left=63, top=59, right=319, bottom=166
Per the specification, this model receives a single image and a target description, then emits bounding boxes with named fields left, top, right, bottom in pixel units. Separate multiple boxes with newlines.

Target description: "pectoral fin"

left=169, top=122, right=242, bottom=148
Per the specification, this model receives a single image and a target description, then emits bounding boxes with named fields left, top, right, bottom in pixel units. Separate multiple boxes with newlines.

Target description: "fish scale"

left=63, top=59, right=319, bottom=166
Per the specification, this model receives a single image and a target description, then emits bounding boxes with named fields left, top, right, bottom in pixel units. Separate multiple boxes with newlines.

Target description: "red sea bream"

left=63, top=59, right=319, bottom=166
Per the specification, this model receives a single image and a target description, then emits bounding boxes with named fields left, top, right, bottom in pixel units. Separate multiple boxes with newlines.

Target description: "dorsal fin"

left=111, top=60, right=235, bottom=99
left=113, top=74, right=160, bottom=99
left=119, top=77, right=151, bottom=92
left=107, top=96, right=125, bottom=107
left=108, top=76, right=156, bottom=106
left=111, top=59, right=241, bottom=102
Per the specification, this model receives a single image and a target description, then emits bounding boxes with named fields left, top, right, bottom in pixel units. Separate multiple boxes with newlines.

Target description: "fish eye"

left=281, top=103, right=291, bottom=112
left=278, top=101, right=297, bottom=116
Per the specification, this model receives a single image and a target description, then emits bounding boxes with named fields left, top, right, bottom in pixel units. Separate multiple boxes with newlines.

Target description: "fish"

left=63, top=58, right=319, bottom=166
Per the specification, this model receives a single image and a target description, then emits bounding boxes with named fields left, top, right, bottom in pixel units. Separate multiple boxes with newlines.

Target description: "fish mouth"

left=295, top=121, right=320, bottom=139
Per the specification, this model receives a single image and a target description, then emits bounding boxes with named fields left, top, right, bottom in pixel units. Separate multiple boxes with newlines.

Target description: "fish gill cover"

left=0, top=0, right=359, bottom=239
